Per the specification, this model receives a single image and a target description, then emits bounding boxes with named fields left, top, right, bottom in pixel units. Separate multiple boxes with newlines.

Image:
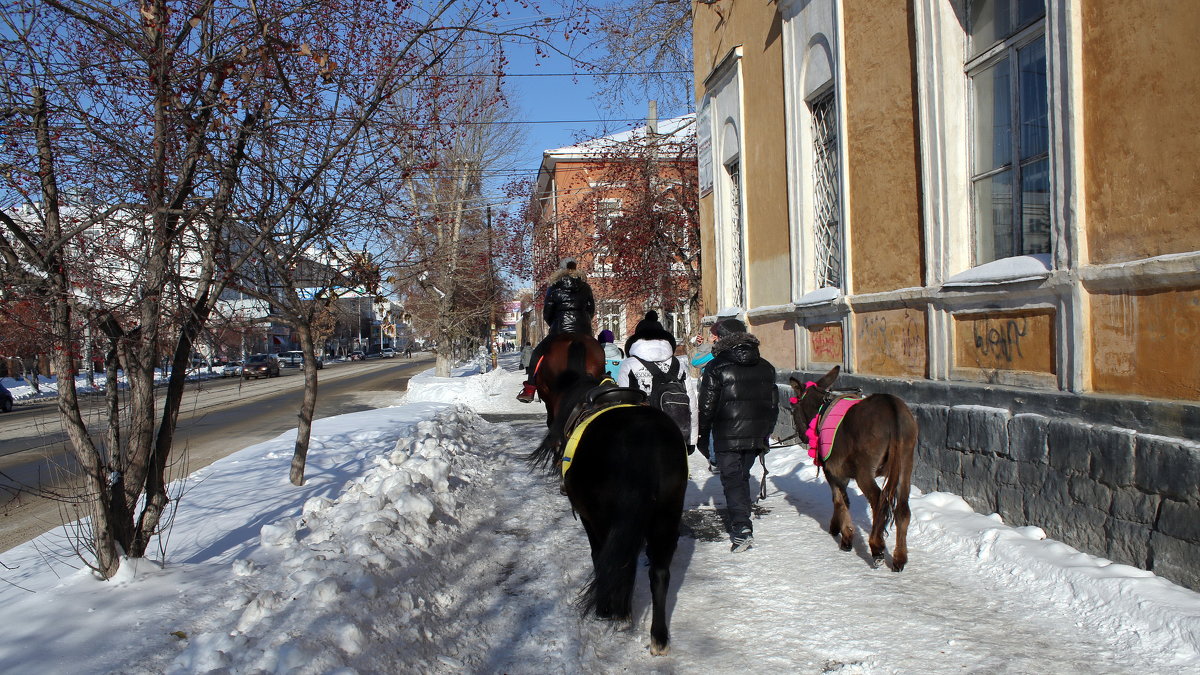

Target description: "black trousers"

left=525, top=334, right=552, bottom=380
left=715, top=448, right=760, bottom=534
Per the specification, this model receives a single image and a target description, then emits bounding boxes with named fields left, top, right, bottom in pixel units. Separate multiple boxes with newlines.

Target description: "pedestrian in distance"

left=598, top=328, right=624, bottom=380
left=516, top=258, right=596, bottom=402
left=697, top=318, right=779, bottom=552
left=520, top=341, right=533, bottom=370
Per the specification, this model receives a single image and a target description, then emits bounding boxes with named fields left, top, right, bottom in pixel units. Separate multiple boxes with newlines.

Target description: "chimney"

left=647, top=100, right=658, bottom=136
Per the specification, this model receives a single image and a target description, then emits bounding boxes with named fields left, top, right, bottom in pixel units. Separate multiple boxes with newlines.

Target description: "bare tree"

left=0, top=0, right=495, bottom=578
left=557, top=0, right=695, bottom=112
left=377, top=54, right=527, bottom=376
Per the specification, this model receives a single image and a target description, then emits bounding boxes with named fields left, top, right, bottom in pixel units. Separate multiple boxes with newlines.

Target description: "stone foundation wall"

left=781, top=370, right=1200, bottom=591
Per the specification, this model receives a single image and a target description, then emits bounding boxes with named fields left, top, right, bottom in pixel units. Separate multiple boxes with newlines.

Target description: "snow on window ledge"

left=942, top=254, right=1052, bottom=288
left=792, top=287, right=842, bottom=307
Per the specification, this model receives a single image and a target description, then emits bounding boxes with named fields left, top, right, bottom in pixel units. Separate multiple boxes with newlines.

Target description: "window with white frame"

left=596, top=299, right=624, bottom=338
left=592, top=198, right=621, bottom=273
left=968, top=0, right=1049, bottom=264
left=810, top=88, right=843, bottom=289
left=588, top=196, right=619, bottom=273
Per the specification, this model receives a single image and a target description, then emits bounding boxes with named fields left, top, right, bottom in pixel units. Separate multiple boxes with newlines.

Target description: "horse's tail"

left=526, top=429, right=563, bottom=471
left=579, top=514, right=646, bottom=621
left=879, top=395, right=918, bottom=531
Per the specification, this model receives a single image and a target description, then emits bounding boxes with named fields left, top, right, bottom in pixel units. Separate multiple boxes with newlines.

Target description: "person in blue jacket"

left=598, top=328, right=623, bottom=379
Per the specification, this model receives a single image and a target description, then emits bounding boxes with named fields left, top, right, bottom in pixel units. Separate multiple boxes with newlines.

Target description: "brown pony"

left=788, top=366, right=918, bottom=571
left=533, top=332, right=606, bottom=426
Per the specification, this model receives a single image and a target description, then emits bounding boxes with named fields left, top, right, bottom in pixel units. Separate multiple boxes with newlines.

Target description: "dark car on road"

left=242, top=353, right=280, bottom=379
left=0, top=382, right=13, bottom=413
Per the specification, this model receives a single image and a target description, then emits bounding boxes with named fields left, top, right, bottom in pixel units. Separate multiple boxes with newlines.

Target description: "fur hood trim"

left=548, top=267, right=586, bottom=285
left=712, top=331, right=760, bottom=355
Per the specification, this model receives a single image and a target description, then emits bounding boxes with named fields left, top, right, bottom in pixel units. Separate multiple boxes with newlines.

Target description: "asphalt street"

left=0, top=355, right=432, bottom=552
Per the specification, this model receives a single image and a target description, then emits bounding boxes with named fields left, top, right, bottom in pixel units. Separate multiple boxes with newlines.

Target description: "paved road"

left=0, top=355, right=433, bottom=552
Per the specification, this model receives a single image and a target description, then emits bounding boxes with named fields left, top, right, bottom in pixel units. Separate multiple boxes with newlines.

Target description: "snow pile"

left=909, top=491, right=1200, bottom=665
left=400, top=362, right=526, bottom=413
left=167, top=406, right=488, bottom=674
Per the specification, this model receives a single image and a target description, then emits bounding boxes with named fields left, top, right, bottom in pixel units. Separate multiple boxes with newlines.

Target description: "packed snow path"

left=353, top=414, right=1191, bottom=674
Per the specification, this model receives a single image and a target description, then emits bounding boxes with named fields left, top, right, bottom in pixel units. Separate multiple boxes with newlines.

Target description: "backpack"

left=634, top=356, right=691, bottom=441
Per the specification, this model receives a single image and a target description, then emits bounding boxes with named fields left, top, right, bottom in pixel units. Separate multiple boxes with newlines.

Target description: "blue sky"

left=491, top=17, right=694, bottom=204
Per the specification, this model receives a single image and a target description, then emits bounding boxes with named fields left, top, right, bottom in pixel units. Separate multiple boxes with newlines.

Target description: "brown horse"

left=533, top=332, right=606, bottom=426
left=788, top=366, right=918, bottom=571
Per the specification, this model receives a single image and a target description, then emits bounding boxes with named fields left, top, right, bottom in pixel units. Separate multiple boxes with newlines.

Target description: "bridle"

left=795, top=380, right=834, bottom=422
left=768, top=380, right=833, bottom=449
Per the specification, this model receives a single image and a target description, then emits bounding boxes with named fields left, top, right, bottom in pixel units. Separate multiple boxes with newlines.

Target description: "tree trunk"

left=289, top=324, right=320, bottom=486
left=32, top=87, right=120, bottom=577
left=131, top=294, right=211, bottom=557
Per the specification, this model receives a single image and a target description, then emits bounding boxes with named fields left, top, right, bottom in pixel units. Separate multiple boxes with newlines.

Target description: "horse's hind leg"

left=857, top=466, right=888, bottom=563
left=644, top=511, right=679, bottom=656
left=827, top=476, right=854, bottom=550
left=891, top=461, right=914, bottom=572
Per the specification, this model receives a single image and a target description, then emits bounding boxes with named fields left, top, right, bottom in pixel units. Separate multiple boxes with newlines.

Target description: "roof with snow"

left=542, top=113, right=696, bottom=157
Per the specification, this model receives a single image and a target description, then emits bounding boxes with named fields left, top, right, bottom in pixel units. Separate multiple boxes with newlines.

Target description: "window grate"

left=811, top=90, right=842, bottom=289
left=727, top=161, right=746, bottom=309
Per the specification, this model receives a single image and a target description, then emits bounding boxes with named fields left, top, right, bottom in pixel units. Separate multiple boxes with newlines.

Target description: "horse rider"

left=516, top=258, right=596, bottom=402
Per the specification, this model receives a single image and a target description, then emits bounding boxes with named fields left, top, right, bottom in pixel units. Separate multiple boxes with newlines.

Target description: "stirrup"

left=516, top=382, right=536, bottom=403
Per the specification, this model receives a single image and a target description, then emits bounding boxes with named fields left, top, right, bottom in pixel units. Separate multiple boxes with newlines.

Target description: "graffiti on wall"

left=954, top=310, right=1054, bottom=374
left=1092, top=288, right=1200, bottom=400
left=856, top=308, right=925, bottom=377
left=808, top=323, right=843, bottom=363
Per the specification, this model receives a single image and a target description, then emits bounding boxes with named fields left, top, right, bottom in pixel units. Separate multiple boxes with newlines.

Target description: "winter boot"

left=516, top=381, right=537, bottom=403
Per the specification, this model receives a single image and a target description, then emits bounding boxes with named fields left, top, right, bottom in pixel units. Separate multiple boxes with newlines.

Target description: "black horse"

left=528, top=341, right=688, bottom=655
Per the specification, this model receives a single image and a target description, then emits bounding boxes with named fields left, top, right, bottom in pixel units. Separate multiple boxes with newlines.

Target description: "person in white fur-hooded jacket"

left=616, top=311, right=699, bottom=453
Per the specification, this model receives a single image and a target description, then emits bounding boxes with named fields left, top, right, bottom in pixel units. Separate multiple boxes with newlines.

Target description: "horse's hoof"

left=650, top=640, right=670, bottom=656
left=892, top=560, right=906, bottom=572
left=839, top=538, right=853, bottom=551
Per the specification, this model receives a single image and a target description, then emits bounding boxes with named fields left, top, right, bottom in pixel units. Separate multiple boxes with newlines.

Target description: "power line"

left=488, top=70, right=692, bottom=77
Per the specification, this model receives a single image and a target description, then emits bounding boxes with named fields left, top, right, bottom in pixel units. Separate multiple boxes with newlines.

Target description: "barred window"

left=810, top=89, right=842, bottom=288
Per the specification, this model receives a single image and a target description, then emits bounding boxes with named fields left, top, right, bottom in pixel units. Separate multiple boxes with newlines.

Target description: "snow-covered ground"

left=0, top=353, right=1197, bottom=674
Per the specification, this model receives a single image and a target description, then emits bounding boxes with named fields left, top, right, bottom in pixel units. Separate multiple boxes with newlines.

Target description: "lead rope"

left=756, top=450, right=769, bottom=502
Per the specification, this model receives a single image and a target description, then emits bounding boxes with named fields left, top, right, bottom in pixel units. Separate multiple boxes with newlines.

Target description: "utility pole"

left=487, top=205, right=498, bottom=371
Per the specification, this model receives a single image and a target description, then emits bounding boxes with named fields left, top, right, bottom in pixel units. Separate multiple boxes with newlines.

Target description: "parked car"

left=221, top=360, right=243, bottom=378
left=348, top=350, right=365, bottom=361
left=242, top=353, right=280, bottom=379
left=380, top=348, right=396, bottom=358
left=0, top=382, right=13, bottom=413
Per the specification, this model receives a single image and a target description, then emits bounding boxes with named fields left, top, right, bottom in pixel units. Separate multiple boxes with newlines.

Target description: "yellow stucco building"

left=693, top=0, right=1200, bottom=590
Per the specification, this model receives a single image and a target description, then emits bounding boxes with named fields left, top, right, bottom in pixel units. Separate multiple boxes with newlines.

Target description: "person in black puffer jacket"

left=697, top=318, right=779, bottom=552
left=517, top=259, right=596, bottom=402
